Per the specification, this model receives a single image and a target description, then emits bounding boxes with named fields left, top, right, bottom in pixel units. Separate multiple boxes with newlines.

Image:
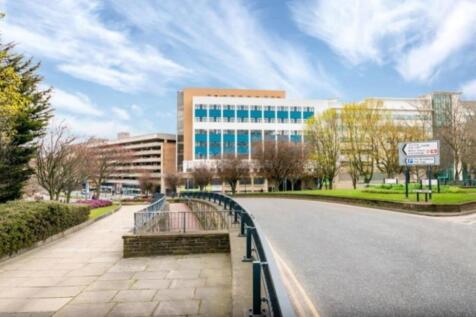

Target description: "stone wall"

left=123, top=231, right=230, bottom=258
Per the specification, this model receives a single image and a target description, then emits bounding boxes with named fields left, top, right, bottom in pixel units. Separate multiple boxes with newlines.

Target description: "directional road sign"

left=399, top=140, right=440, bottom=166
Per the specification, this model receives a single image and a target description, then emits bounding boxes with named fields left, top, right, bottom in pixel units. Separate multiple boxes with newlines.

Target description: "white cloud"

left=54, top=113, right=141, bottom=139
left=396, top=1, right=476, bottom=81
left=111, top=107, right=130, bottom=121
left=50, top=88, right=102, bottom=116
left=2, top=0, right=188, bottom=93
left=461, top=79, right=476, bottom=99
left=290, top=0, right=476, bottom=82
left=108, top=0, right=340, bottom=98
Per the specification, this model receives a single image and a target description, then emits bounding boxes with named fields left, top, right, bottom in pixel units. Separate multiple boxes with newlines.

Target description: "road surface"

left=236, top=198, right=476, bottom=317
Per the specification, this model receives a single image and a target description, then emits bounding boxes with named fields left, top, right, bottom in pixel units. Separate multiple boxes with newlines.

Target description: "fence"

left=180, top=191, right=296, bottom=317
left=133, top=210, right=238, bottom=234
left=133, top=194, right=166, bottom=233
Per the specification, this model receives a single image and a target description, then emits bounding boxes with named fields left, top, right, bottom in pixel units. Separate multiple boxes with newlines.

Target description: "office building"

left=177, top=87, right=339, bottom=172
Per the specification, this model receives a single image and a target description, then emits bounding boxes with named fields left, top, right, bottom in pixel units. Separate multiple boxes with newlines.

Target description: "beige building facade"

left=91, top=132, right=176, bottom=195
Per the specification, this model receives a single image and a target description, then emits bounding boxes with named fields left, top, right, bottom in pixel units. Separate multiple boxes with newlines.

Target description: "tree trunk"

left=352, top=178, right=357, bottom=189
left=329, top=178, right=333, bottom=190
left=66, top=190, right=72, bottom=203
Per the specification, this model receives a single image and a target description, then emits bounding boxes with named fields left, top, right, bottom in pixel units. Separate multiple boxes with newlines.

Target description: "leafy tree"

left=306, top=109, right=341, bottom=189
left=341, top=101, right=381, bottom=187
left=0, top=42, right=51, bottom=202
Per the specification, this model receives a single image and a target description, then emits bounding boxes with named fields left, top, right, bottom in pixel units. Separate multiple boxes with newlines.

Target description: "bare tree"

left=217, top=154, right=250, bottom=194
left=192, top=164, right=213, bottom=191
left=306, top=109, right=341, bottom=189
left=252, top=140, right=304, bottom=191
left=61, top=143, right=90, bottom=202
left=436, top=99, right=473, bottom=180
left=138, top=170, right=154, bottom=196
left=165, top=172, right=181, bottom=196
left=86, top=140, right=132, bottom=199
left=35, top=125, right=76, bottom=200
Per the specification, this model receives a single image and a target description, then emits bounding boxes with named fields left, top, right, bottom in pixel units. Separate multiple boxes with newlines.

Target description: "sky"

left=2, top=0, right=476, bottom=138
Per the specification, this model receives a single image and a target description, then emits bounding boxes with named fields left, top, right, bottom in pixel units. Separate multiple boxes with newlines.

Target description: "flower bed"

left=76, top=199, right=112, bottom=209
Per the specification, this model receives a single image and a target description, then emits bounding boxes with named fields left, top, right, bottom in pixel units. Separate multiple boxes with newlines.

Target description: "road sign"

left=399, top=141, right=440, bottom=166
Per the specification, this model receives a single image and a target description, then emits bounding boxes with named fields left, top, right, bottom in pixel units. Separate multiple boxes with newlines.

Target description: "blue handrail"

left=180, top=191, right=296, bottom=317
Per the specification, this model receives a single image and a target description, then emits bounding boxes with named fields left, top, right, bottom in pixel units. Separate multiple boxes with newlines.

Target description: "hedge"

left=0, top=201, right=90, bottom=257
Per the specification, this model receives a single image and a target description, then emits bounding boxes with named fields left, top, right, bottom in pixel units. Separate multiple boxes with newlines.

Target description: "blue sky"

left=2, top=0, right=476, bottom=138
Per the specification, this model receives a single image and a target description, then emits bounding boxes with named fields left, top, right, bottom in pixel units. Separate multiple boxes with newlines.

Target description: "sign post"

left=399, top=141, right=440, bottom=200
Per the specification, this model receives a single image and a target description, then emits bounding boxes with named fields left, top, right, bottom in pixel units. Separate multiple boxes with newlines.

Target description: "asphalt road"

left=236, top=198, right=476, bottom=317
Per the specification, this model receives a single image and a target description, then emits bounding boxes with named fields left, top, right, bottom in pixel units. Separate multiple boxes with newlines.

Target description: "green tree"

left=0, top=43, right=52, bottom=202
left=306, top=109, right=341, bottom=189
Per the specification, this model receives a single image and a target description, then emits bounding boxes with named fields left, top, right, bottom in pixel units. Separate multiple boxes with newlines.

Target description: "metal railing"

left=134, top=210, right=238, bottom=233
left=133, top=194, right=166, bottom=233
left=180, top=191, right=296, bottom=317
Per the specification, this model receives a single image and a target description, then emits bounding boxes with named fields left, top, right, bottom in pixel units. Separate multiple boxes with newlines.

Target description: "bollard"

left=251, top=261, right=262, bottom=315
left=243, top=226, right=254, bottom=262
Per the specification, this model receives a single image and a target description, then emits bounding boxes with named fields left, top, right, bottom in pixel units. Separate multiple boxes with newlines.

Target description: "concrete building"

left=177, top=87, right=339, bottom=171
left=90, top=132, right=176, bottom=195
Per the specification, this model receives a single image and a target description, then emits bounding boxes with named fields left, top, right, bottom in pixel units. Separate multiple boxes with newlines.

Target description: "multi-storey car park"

left=88, top=132, right=176, bottom=195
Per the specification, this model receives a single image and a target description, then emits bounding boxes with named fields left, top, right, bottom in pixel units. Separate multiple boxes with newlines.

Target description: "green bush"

left=0, top=201, right=90, bottom=257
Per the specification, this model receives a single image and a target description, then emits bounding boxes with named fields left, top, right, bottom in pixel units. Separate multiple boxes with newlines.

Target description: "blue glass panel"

left=264, top=111, right=275, bottom=119
left=237, top=110, right=248, bottom=118
left=195, top=109, right=207, bottom=118
left=277, top=111, right=289, bottom=119
left=209, top=133, right=221, bottom=142
left=195, top=133, right=207, bottom=142
left=223, top=133, right=235, bottom=142
left=291, top=135, right=302, bottom=143
left=223, top=110, right=234, bottom=118
left=195, top=146, right=207, bottom=157
left=209, top=109, right=221, bottom=118
left=303, top=111, right=314, bottom=119
left=250, top=131, right=262, bottom=142
left=290, top=111, right=302, bottom=119
left=250, top=110, right=262, bottom=118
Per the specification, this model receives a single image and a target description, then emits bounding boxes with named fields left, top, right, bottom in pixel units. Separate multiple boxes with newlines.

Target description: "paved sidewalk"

left=0, top=205, right=231, bottom=316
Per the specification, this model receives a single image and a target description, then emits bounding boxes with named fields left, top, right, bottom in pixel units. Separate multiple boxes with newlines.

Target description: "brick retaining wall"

left=123, top=231, right=230, bottom=258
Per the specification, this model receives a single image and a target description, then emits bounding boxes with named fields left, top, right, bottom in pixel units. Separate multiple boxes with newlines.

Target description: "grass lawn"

left=260, top=186, right=476, bottom=204
left=89, top=203, right=120, bottom=219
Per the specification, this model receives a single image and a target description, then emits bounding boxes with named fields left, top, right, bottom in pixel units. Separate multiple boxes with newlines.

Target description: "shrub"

left=0, top=201, right=90, bottom=257
left=76, top=199, right=112, bottom=209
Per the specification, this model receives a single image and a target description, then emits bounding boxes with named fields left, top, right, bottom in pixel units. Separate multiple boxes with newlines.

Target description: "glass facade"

left=192, top=103, right=312, bottom=159
left=237, top=130, right=249, bottom=157
left=223, top=130, right=235, bottom=155
left=194, top=129, right=207, bottom=159
left=209, top=129, right=221, bottom=158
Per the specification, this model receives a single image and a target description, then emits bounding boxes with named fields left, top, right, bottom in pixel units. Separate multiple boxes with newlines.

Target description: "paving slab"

left=0, top=204, right=232, bottom=316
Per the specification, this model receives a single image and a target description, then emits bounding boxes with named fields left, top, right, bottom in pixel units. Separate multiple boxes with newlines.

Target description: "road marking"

left=267, top=240, right=320, bottom=317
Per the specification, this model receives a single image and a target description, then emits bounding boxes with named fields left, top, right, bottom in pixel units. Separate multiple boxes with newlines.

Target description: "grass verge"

left=89, top=203, right=120, bottom=219
left=253, top=186, right=476, bottom=205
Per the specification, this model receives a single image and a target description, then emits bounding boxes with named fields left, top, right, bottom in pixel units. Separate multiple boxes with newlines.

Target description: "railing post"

left=243, top=226, right=254, bottom=262
left=234, top=208, right=239, bottom=224
left=239, top=212, right=246, bottom=236
left=251, top=261, right=262, bottom=315
left=182, top=212, right=186, bottom=233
